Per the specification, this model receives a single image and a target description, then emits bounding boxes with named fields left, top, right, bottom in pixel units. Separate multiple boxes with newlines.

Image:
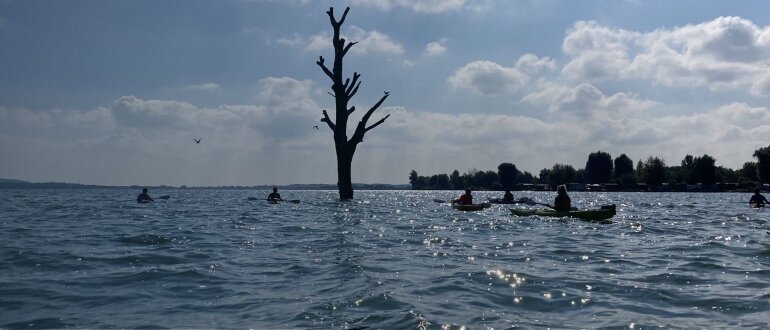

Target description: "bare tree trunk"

left=336, top=149, right=354, bottom=199
left=317, top=7, right=390, bottom=200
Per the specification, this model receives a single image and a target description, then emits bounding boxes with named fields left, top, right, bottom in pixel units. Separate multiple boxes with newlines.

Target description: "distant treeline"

left=410, top=146, right=770, bottom=191
left=0, top=178, right=409, bottom=190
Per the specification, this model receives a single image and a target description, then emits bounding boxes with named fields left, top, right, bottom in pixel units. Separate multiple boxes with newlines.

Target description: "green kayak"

left=509, top=204, right=616, bottom=223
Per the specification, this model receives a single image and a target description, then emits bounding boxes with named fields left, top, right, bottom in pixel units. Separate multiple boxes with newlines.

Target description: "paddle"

left=247, top=196, right=300, bottom=203
left=158, top=195, right=170, bottom=200
left=515, top=197, right=555, bottom=209
left=532, top=201, right=556, bottom=209
left=433, top=199, right=449, bottom=203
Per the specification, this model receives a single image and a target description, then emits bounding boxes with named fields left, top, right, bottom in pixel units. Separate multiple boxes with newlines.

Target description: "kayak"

left=750, top=201, right=765, bottom=208
left=510, top=204, right=616, bottom=223
left=452, top=203, right=490, bottom=211
left=488, top=198, right=530, bottom=204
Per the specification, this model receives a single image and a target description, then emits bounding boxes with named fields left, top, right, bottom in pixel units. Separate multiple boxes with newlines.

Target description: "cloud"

left=423, top=38, right=448, bottom=57
left=0, top=77, right=331, bottom=186
left=351, top=0, right=467, bottom=13
left=523, top=82, right=658, bottom=118
left=276, top=33, right=305, bottom=47
left=286, top=26, right=405, bottom=56
left=448, top=60, right=529, bottom=95
left=515, top=53, right=556, bottom=74
left=176, top=83, right=221, bottom=92
left=561, top=17, right=770, bottom=95
left=560, top=21, right=637, bottom=81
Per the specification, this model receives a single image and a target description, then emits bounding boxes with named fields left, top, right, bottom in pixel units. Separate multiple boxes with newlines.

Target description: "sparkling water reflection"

left=0, top=189, right=768, bottom=328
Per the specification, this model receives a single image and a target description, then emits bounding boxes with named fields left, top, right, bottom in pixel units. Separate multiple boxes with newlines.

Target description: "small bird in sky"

left=313, top=126, right=319, bottom=130
left=194, top=138, right=201, bottom=144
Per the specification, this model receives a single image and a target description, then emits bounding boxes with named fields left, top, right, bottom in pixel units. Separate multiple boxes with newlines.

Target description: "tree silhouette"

left=317, top=7, right=391, bottom=199
left=614, top=154, right=634, bottom=178
left=753, top=145, right=770, bottom=184
left=497, top=163, right=518, bottom=190
left=640, top=156, right=667, bottom=186
left=585, top=151, right=613, bottom=184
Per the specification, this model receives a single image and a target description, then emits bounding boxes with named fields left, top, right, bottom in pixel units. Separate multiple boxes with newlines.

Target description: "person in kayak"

left=749, top=188, right=768, bottom=206
left=554, top=185, right=571, bottom=211
left=137, top=188, right=154, bottom=203
left=267, top=187, right=283, bottom=201
left=453, top=188, right=473, bottom=205
left=502, top=189, right=514, bottom=203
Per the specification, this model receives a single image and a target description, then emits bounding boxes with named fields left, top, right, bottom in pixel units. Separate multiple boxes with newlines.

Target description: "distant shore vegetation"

left=410, top=146, right=770, bottom=192
left=0, top=178, right=409, bottom=191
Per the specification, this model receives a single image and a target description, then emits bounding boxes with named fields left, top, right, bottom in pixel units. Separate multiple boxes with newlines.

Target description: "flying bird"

left=313, top=126, right=319, bottom=130
left=194, top=138, right=201, bottom=144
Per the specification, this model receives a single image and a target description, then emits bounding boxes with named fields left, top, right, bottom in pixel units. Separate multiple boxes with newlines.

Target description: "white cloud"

left=0, top=77, right=331, bottom=186
left=522, top=82, right=658, bottom=119
left=177, top=83, right=221, bottom=92
left=560, top=21, right=636, bottom=81
left=276, top=33, right=305, bottom=47
left=351, top=0, right=467, bottom=13
left=286, top=26, right=404, bottom=56
left=423, top=38, right=448, bottom=57
left=561, top=17, right=770, bottom=95
left=515, top=53, right=556, bottom=74
left=448, top=60, right=529, bottom=95
left=346, top=26, right=405, bottom=55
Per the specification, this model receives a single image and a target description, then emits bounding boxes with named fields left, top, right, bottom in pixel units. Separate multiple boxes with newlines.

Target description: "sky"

left=2, top=0, right=770, bottom=186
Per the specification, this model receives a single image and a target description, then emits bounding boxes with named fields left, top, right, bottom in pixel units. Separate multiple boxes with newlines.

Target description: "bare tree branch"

left=345, top=72, right=360, bottom=97
left=338, top=7, right=350, bottom=26
left=342, top=41, right=358, bottom=57
left=348, top=82, right=361, bottom=99
left=349, top=92, right=391, bottom=145
left=316, top=56, right=333, bottom=80
left=326, top=8, right=337, bottom=26
left=347, top=106, right=356, bottom=116
left=360, top=91, right=390, bottom=125
left=365, top=113, right=390, bottom=132
left=321, top=110, right=336, bottom=131
left=327, top=91, right=335, bottom=97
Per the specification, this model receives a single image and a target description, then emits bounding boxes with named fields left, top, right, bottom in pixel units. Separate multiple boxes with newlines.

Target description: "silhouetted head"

left=273, top=187, right=278, bottom=192
left=557, top=185, right=567, bottom=195
left=142, top=188, right=148, bottom=193
left=465, top=188, right=471, bottom=194
left=755, top=188, right=761, bottom=194
left=505, top=189, right=511, bottom=193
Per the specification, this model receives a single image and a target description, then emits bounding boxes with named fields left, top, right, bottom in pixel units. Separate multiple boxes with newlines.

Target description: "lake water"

left=1, top=189, right=769, bottom=329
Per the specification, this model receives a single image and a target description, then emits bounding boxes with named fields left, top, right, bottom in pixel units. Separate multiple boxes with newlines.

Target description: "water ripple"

left=1, top=190, right=769, bottom=328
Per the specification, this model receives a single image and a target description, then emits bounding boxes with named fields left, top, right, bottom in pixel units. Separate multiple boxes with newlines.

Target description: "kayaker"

left=502, top=189, right=514, bottom=203
left=136, top=188, right=154, bottom=203
left=749, top=188, right=768, bottom=206
left=267, top=187, right=283, bottom=201
left=554, top=185, right=571, bottom=211
left=453, top=188, right=473, bottom=205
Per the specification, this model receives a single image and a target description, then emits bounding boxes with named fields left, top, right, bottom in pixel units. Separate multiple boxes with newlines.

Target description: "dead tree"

left=317, top=7, right=391, bottom=200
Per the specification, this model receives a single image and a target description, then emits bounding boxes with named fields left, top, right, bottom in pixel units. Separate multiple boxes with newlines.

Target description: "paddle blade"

left=290, top=199, right=300, bottom=204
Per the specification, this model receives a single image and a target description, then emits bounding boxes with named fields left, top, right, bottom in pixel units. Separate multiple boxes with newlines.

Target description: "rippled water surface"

left=1, top=189, right=769, bottom=329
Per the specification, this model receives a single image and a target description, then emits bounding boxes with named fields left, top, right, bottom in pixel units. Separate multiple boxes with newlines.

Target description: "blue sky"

left=2, top=0, right=770, bottom=186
